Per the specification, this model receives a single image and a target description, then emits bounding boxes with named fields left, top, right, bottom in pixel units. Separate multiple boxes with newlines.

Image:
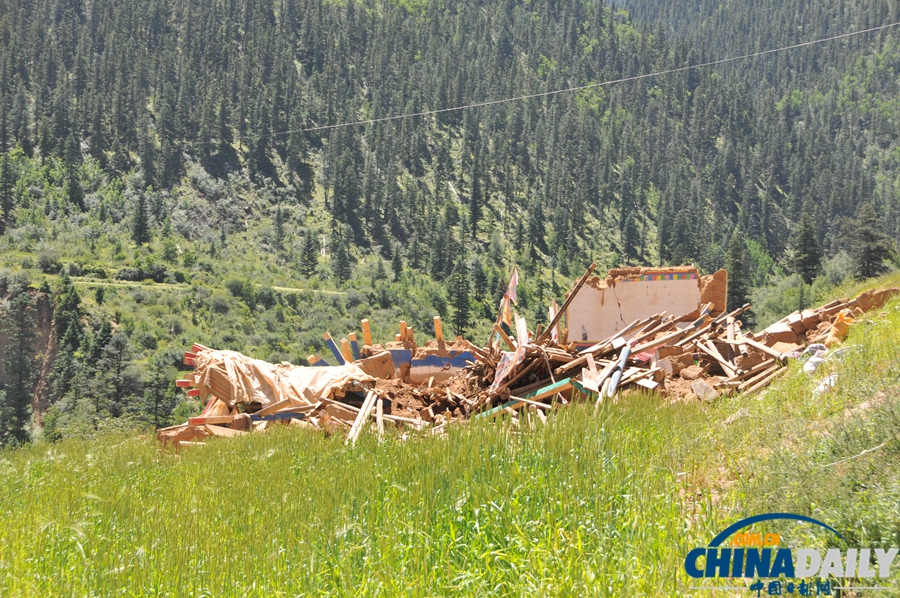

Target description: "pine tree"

left=331, top=232, right=352, bottom=284
left=468, top=158, right=483, bottom=239
left=300, top=230, right=319, bottom=278
left=143, top=352, right=177, bottom=429
left=622, top=212, right=640, bottom=263
left=132, top=192, right=151, bottom=246
left=848, top=203, right=895, bottom=279
left=95, top=331, right=141, bottom=418
left=787, top=213, right=822, bottom=284
left=63, top=133, right=85, bottom=211
left=0, top=154, right=14, bottom=235
left=450, top=255, right=471, bottom=336
left=0, top=276, right=35, bottom=445
left=391, top=247, right=403, bottom=280
left=472, top=256, right=488, bottom=301
left=726, top=232, right=753, bottom=325
left=273, top=205, right=286, bottom=250
left=374, top=258, right=386, bottom=281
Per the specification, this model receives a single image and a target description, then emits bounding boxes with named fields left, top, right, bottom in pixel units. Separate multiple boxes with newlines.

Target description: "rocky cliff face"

left=0, top=289, right=58, bottom=415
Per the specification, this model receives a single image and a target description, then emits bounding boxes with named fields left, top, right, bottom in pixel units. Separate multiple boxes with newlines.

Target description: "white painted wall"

left=567, top=278, right=702, bottom=342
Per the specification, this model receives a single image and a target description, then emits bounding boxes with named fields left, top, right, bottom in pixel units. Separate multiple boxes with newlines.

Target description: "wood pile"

left=157, top=266, right=899, bottom=448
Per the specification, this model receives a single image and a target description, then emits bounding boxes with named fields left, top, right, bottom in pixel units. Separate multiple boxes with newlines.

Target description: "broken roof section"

left=566, top=266, right=728, bottom=343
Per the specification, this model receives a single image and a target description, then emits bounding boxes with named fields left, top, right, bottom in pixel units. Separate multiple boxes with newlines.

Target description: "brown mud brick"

left=669, top=352, right=695, bottom=376
left=680, top=364, right=709, bottom=381
left=699, top=269, right=728, bottom=316
left=786, top=312, right=806, bottom=335
left=691, top=379, right=719, bottom=402
left=156, top=424, right=210, bottom=448
left=761, top=322, right=799, bottom=346
left=657, top=345, right=685, bottom=360
left=853, top=288, right=899, bottom=312
left=800, top=309, right=820, bottom=330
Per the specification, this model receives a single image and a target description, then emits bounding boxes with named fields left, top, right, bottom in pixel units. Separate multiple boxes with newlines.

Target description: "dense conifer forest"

left=0, top=0, right=898, bottom=439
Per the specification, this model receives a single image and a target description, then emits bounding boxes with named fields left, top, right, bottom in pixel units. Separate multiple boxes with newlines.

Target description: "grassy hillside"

left=2, top=274, right=900, bottom=596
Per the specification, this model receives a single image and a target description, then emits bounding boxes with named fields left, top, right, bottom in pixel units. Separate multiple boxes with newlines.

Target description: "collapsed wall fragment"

left=565, top=266, right=727, bottom=343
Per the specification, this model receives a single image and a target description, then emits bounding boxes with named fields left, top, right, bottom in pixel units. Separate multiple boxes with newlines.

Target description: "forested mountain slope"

left=0, top=0, right=898, bottom=437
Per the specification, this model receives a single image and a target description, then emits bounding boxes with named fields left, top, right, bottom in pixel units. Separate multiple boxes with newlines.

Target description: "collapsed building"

left=157, top=263, right=899, bottom=448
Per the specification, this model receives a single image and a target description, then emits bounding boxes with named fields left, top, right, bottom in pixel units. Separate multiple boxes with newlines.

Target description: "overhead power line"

left=275, top=20, right=899, bottom=136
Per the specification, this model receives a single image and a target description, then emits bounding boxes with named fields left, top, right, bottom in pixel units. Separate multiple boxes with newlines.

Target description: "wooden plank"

left=537, top=262, right=597, bottom=343
left=722, top=338, right=785, bottom=363
left=506, top=396, right=553, bottom=410
left=204, top=424, right=247, bottom=437
left=189, top=415, right=235, bottom=425
left=726, top=317, right=736, bottom=362
left=741, top=366, right=786, bottom=394
left=361, top=319, right=373, bottom=346
left=493, top=323, right=517, bottom=350
left=477, top=378, right=573, bottom=419
left=434, top=316, right=446, bottom=351
left=735, top=327, right=749, bottom=358
left=399, top=321, right=408, bottom=342
left=630, top=327, right=691, bottom=355
left=721, top=358, right=775, bottom=384
left=695, top=340, right=737, bottom=378
left=737, top=364, right=781, bottom=392
left=347, top=390, right=378, bottom=444
left=176, top=379, right=194, bottom=388
left=635, top=378, right=659, bottom=390
left=495, top=357, right=542, bottom=394
left=322, top=332, right=346, bottom=365
left=376, top=397, right=384, bottom=442
left=349, top=332, right=362, bottom=360
left=255, top=398, right=318, bottom=417
left=340, top=338, right=354, bottom=363
left=628, top=318, right=678, bottom=347
left=308, top=354, right=330, bottom=367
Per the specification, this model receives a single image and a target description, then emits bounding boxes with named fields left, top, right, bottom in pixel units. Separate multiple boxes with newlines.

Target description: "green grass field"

left=3, top=275, right=900, bottom=596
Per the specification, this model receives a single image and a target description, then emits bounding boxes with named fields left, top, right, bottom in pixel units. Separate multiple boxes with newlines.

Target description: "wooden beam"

left=722, top=338, right=785, bottom=363
left=434, top=316, right=446, bottom=351
left=741, top=366, right=786, bottom=394
left=308, top=354, right=330, bottom=367
left=478, top=378, right=574, bottom=418
left=346, top=390, right=378, bottom=445
left=721, top=358, right=776, bottom=384
left=348, top=332, right=362, bottom=360
left=322, top=332, right=346, bottom=365
left=695, top=339, right=737, bottom=378
left=376, top=397, right=384, bottom=442
left=399, top=321, right=408, bottom=342
left=340, top=338, right=354, bottom=363
left=360, top=319, right=373, bottom=346
left=493, top=323, right=517, bottom=351
left=536, top=262, right=597, bottom=343
left=189, top=415, right=234, bottom=426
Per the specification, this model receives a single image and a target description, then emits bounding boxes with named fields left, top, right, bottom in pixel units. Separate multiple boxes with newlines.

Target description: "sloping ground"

left=1, top=274, right=900, bottom=596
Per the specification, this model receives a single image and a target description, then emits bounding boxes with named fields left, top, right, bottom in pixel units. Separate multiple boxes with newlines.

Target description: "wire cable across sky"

left=279, top=20, right=900, bottom=136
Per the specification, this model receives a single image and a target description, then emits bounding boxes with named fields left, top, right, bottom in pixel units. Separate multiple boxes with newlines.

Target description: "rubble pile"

left=157, top=264, right=899, bottom=448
